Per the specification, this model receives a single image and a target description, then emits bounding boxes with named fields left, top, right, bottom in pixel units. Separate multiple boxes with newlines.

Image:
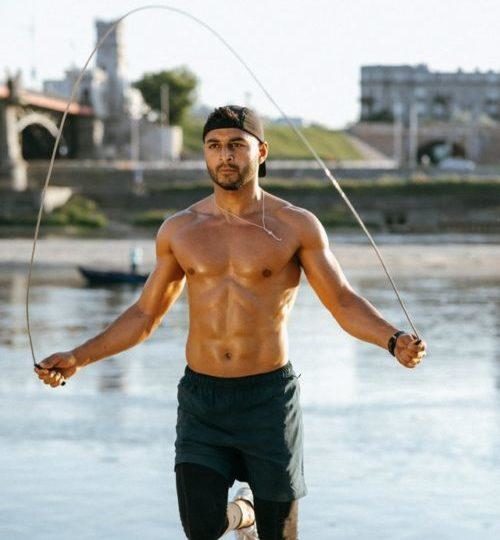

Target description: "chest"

left=172, top=220, right=298, bottom=280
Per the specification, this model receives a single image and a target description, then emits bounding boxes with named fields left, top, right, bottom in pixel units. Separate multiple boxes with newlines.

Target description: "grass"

left=181, top=118, right=362, bottom=160
left=132, top=209, right=177, bottom=227
left=264, top=124, right=361, bottom=160
left=46, top=196, right=107, bottom=228
left=0, top=196, right=108, bottom=228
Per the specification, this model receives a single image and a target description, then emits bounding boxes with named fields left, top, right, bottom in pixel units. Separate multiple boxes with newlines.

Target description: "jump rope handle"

left=34, top=363, right=66, bottom=386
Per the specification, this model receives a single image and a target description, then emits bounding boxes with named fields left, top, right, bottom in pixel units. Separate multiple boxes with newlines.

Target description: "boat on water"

left=78, top=265, right=149, bottom=285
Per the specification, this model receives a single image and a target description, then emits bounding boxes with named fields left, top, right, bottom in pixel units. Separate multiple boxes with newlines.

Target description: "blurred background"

left=1, top=1, right=499, bottom=539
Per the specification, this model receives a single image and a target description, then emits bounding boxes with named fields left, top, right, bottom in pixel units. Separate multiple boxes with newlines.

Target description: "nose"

left=220, top=145, right=234, bottom=162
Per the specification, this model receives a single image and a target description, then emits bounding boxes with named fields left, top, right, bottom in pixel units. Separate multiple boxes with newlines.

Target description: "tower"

left=95, top=19, right=130, bottom=153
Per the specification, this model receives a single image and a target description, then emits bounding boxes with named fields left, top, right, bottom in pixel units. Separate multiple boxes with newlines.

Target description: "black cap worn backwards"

left=202, top=105, right=266, bottom=177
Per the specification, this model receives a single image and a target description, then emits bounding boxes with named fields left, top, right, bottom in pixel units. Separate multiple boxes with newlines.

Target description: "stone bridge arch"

left=1, top=81, right=99, bottom=189
left=17, top=111, right=69, bottom=160
left=17, top=112, right=59, bottom=138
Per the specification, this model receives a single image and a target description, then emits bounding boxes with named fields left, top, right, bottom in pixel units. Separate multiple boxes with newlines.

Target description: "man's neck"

left=213, top=180, right=262, bottom=216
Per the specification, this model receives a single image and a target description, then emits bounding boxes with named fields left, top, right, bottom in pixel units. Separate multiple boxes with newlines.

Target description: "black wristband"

left=388, top=330, right=406, bottom=356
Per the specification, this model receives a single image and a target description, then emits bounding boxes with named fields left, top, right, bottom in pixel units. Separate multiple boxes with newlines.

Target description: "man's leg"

left=176, top=463, right=230, bottom=540
left=253, top=497, right=299, bottom=540
left=176, top=463, right=255, bottom=539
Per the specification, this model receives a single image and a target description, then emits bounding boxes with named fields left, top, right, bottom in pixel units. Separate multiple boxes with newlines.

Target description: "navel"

left=187, top=267, right=195, bottom=275
left=224, top=351, right=232, bottom=360
left=262, top=268, right=272, bottom=278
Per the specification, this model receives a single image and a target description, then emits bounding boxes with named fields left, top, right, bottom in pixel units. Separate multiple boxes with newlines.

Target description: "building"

left=360, top=64, right=500, bottom=123
left=349, top=64, right=500, bottom=166
left=43, top=19, right=181, bottom=160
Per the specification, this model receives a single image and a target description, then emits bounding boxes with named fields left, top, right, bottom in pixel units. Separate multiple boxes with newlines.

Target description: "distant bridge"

left=0, top=81, right=100, bottom=189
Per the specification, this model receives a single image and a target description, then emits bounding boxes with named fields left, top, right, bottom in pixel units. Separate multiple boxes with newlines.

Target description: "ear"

left=258, top=141, right=269, bottom=164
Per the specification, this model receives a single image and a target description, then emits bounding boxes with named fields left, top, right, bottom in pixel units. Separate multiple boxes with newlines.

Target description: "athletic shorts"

left=174, top=362, right=307, bottom=502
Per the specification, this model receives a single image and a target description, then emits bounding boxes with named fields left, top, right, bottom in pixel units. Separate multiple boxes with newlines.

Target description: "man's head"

left=202, top=105, right=268, bottom=191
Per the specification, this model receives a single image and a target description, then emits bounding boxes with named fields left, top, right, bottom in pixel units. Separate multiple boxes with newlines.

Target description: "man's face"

left=203, top=128, right=267, bottom=191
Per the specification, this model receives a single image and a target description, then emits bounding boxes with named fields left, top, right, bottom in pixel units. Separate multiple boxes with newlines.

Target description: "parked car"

left=438, top=157, right=476, bottom=172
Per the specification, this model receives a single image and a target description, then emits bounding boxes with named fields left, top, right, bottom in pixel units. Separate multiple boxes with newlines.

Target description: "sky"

left=1, top=0, right=499, bottom=128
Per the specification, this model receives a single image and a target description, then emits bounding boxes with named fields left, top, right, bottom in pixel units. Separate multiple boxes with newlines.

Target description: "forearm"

left=72, top=303, right=157, bottom=367
left=332, top=290, right=398, bottom=350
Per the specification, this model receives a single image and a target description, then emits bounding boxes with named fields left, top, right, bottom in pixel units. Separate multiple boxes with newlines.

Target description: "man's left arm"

left=295, top=210, right=426, bottom=368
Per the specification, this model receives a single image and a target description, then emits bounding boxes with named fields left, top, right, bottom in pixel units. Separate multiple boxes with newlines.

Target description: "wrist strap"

left=388, top=330, right=406, bottom=356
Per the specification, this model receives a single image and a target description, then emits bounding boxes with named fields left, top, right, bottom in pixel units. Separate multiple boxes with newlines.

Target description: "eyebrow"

left=204, top=137, right=248, bottom=144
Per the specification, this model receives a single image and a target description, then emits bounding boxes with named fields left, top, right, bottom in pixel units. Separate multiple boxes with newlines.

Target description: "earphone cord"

left=214, top=191, right=282, bottom=241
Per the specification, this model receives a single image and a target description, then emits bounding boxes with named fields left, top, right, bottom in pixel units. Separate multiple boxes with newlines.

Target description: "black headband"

left=203, top=105, right=266, bottom=177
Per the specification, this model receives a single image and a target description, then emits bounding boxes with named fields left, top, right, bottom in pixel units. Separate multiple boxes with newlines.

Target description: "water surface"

left=1, top=251, right=499, bottom=539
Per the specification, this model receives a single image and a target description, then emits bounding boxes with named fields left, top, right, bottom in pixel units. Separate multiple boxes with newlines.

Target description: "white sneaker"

left=233, top=484, right=259, bottom=539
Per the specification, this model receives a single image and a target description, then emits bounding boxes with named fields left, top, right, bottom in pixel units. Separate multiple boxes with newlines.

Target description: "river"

left=1, top=235, right=499, bottom=539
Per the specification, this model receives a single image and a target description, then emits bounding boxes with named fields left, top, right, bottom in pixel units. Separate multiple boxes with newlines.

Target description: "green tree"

left=133, top=66, right=198, bottom=125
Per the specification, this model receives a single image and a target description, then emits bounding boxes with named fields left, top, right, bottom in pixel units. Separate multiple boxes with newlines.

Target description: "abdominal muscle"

left=185, top=277, right=298, bottom=377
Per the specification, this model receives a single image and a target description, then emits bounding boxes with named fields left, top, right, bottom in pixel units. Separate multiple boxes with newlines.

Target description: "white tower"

left=95, top=19, right=130, bottom=153
left=96, top=19, right=127, bottom=114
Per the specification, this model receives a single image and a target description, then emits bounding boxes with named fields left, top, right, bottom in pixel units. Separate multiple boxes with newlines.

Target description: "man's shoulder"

left=157, top=202, right=201, bottom=240
left=269, top=194, right=322, bottom=230
left=268, top=193, right=327, bottom=248
left=156, top=196, right=213, bottom=240
left=157, top=209, right=195, bottom=234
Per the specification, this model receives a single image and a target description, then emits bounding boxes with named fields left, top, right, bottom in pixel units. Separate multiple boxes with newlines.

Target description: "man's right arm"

left=72, top=219, right=185, bottom=367
left=35, top=217, right=186, bottom=386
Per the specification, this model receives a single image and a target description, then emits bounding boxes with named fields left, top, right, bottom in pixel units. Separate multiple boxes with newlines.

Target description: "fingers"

left=45, top=370, right=65, bottom=387
left=404, top=357, right=421, bottom=369
left=34, top=366, right=66, bottom=387
left=34, top=352, right=76, bottom=387
left=396, top=336, right=427, bottom=369
left=408, top=340, right=426, bottom=354
left=400, top=354, right=421, bottom=368
left=402, top=350, right=426, bottom=368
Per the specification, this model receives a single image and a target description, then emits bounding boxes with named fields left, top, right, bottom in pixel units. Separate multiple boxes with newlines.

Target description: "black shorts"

left=174, top=362, right=307, bottom=502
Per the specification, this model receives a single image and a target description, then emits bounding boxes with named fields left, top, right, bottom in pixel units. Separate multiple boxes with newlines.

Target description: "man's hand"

left=34, top=351, right=80, bottom=387
left=394, top=334, right=427, bottom=369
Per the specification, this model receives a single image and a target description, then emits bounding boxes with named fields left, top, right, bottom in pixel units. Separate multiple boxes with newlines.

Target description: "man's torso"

left=168, top=193, right=305, bottom=377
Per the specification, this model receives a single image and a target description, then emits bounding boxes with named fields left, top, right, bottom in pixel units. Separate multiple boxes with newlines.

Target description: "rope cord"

left=214, top=191, right=283, bottom=241
left=28, top=4, right=419, bottom=371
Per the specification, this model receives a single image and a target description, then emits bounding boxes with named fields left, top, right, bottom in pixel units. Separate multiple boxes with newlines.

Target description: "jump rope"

left=28, top=4, right=421, bottom=384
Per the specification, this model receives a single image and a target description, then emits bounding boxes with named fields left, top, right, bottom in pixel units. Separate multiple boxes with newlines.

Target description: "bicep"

left=136, top=224, right=186, bottom=319
left=297, top=216, right=353, bottom=313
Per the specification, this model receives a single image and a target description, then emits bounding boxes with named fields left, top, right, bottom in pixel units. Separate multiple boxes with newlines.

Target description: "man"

left=35, top=105, right=427, bottom=540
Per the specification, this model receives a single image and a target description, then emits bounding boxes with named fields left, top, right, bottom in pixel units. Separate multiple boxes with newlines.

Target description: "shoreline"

left=1, top=237, right=499, bottom=278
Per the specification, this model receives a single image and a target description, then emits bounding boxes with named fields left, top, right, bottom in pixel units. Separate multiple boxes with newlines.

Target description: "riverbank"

left=2, top=177, right=499, bottom=234
left=2, top=236, right=499, bottom=278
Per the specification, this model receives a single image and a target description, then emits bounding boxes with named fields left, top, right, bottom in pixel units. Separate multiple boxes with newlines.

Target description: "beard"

left=207, top=160, right=258, bottom=191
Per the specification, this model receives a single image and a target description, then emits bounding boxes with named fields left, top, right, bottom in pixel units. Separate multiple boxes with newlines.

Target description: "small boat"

left=78, top=265, right=149, bottom=285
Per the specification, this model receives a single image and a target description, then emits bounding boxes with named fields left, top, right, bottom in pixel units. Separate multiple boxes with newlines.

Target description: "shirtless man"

left=35, top=106, right=427, bottom=540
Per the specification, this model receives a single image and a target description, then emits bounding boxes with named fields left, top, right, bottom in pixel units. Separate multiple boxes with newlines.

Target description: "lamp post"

left=160, top=83, right=169, bottom=161
left=393, top=102, right=403, bottom=168
left=129, top=95, right=143, bottom=194
left=408, top=101, right=419, bottom=169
